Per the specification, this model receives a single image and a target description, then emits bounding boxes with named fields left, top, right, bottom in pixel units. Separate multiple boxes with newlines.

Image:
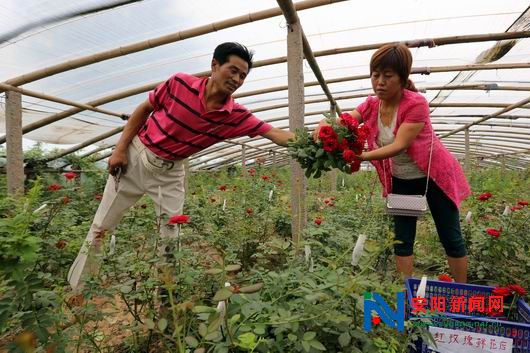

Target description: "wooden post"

left=272, top=151, right=277, bottom=166
left=464, top=128, right=470, bottom=172
left=286, top=17, right=307, bottom=245
left=5, top=91, right=24, bottom=196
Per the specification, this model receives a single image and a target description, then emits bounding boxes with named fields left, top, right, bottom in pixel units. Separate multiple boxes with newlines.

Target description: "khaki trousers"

left=68, top=137, right=186, bottom=290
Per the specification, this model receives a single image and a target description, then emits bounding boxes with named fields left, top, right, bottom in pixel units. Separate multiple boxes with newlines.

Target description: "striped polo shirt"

left=138, top=72, right=272, bottom=160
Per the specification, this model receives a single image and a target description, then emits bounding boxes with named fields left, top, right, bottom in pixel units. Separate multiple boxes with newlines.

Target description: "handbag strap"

left=380, top=105, right=435, bottom=197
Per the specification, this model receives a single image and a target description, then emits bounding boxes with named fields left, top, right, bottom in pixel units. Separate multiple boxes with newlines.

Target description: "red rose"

left=438, top=274, right=453, bottom=282
left=351, top=140, right=364, bottom=155
left=338, top=138, right=349, bottom=151
left=350, top=159, right=361, bottom=173
left=47, top=184, right=62, bottom=191
left=246, top=208, right=253, bottom=216
left=517, top=200, right=528, bottom=206
left=63, top=172, right=77, bottom=180
left=478, top=192, right=492, bottom=201
left=261, top=176, right=269, bottom=181
left=62, top=196, right=70, bottom=205
left=247, top=168, right=256, bottom=176
left=339, top=112, right=359, bottom=131
left=507, top=284, right=527, bottom=296
left=486, top=228, right=501, bottom=237
left=356, top=125, right=369, bottom=142
left=95, top=194, right=103, bottom=201
left=511, top=205, right=523, bottom=211
left=55, top=240, right=67, bottom=249
left=323, top=138, right=339, bottom=152
left=342, top=149, right=357, bottom=164
left=314, top=217, right=322, bottom=226
left=319, top=125, right=336, bottom=140
left=324, top=199, right=330, bottom=204
left=218, top=185, right=227, bottom=191
left=492, top=287, right=511, bottom=297
left=168, top=215, right=190, bottom=225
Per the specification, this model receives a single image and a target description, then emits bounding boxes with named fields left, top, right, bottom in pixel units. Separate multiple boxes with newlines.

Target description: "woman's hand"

left=356, top=152, right=368, bottom=161
left=312, top=119, right=331, bottom=142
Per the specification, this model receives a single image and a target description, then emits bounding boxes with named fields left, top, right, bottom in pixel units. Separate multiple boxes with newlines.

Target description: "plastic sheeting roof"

left=0, top=0, right=529, bottom=170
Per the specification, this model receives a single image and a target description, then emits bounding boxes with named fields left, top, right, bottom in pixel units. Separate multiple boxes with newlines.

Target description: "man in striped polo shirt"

left=68, top=42, right=294, bottom=289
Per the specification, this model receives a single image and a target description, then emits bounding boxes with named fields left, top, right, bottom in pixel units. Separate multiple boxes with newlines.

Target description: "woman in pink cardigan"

left=320, top=44, right=470, bottom=282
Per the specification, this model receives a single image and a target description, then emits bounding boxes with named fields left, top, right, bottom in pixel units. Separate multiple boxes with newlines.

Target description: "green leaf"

left=229, top=314, right=241, bottom=325
left=310, top=339, right=326, bottom=351
left=193, top=305, right=217, bottom=313
left=207, top=316, right=222, bottom=333
left=120, top=285, right=132, bottom=294
left=185, top=336, right=199, bottom=348
left=302, top=340, right=311, bottom=352
left=204, top=268, right=223, bottom=275
left=158, top=318, right=168, bottom=332
left=253, top=325, right=266, bottom=335
left=288, top=333, right=298, bottom=342
left=338, top=332, right=351, bottom=347
left=213, top=287, right=233, bottom=301
left=303, top=331, right=316, bottom=341
left=145, top=319, right=155, bottom=330
left=315, top=148, right=325, bottom=158
left=224, top=264, right=241, bottom=273
left=199, top=323, right=207, bottom=337
left=239, top=283, right=264, bottom=294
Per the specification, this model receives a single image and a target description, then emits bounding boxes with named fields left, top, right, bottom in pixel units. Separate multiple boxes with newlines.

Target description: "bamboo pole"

left=44, top=127, right=123, bottom=162
left=0, top=0, right=343, bottom=92
left=190, top=140, right=277, bottom=167
left=4, top=59, right=530, bottom=146
left=442, top=142, right=522, bottom=155
left=79, top=144, right=113, bottom=158
left=205, top=146, right=286, bottom=170
left=22, top=100, right=530, bottom=166
left=440, top=94, right=530, bottom=138
left=0, top=83, right=124, bottom=118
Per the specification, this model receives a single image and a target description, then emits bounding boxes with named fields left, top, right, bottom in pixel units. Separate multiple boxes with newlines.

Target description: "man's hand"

left=108, top=148, right=128, bottom=175
left=262, top=127, right=295, bottom=147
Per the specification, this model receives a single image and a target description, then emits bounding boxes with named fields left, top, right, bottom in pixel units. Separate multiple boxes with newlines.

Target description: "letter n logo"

left=364, top=292, right=405, bottom=331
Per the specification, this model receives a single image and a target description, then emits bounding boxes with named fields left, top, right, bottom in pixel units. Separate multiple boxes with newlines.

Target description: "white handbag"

left=384, top=131, right=434, bottom=218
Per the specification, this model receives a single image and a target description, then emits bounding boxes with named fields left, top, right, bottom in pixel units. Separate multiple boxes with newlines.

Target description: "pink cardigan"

left=356, top=89, right=471, bottom=208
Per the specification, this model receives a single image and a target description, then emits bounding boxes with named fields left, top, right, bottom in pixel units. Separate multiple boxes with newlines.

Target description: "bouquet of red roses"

left=288, top=112, right=369, bottom=178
